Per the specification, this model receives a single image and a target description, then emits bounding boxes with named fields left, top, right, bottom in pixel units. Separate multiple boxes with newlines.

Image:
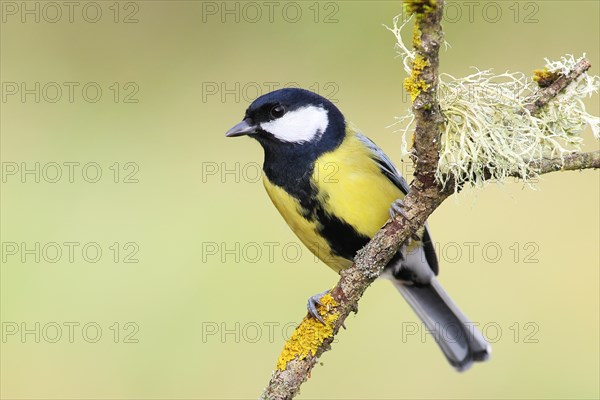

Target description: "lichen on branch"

left=533, top=68, right=562, bottom=88
left=276, top=294, right=339, bottom=371
left=403, top=0, right=437, bottom=16
left=404, top=55, right=430, bottom=101
left=389, top=15, right=600, bottom=189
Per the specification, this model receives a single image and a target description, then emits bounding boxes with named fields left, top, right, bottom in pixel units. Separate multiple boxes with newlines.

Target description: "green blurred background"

left=1, top=1, right=598, bottom=399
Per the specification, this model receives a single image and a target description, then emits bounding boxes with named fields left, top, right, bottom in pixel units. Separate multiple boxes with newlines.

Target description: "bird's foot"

left=307, top=290, right=330, bottom=324
left=389, top=199, right=409, bottom=220
left=389, top=200, right=420, bottom=241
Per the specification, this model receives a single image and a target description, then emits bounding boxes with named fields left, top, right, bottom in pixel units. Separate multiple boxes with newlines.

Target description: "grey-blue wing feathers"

left=356, top=133, right=410, bottom=194
left=393, top=278, right=491, bottom=371
left=356, top=132, right=490, bottom=370
left=356, top=133, right=438, bottom=275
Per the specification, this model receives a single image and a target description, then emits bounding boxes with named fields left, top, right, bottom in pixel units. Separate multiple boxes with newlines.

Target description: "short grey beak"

left=225, top=119, right=257, bottom=137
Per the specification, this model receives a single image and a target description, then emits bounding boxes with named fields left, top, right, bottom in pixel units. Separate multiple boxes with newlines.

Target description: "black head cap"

left=225, top=88, right=345, bottom=150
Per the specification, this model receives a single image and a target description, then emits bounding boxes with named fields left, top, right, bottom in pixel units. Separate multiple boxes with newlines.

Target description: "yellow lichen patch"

left=412, top=24, right=422, bottom=48
left=404, top=55, right=430, bottom=101
left=276, top=294, right=339, bottom=371
left=533, top=68, right=561, bottom=88
left=403, top=0, right=437, bottom=16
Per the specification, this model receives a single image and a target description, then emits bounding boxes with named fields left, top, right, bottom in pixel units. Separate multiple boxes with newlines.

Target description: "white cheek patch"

left=260, top=106, right=329, bottom=143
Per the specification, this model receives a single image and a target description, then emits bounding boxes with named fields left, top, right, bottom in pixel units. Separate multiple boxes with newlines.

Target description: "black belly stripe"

left=314, top=206, right=371, bottom=261
left=259, top=124, right=372, bottom=262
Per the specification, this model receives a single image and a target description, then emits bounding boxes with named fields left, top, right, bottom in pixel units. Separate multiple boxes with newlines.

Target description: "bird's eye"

left=270, top=105, right=286, bottom=119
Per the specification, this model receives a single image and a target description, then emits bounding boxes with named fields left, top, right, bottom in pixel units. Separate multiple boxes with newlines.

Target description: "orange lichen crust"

left=412, top=24, right=422, bottom=48
left=404, top=55, right=430, bottom=101
left=533, top=68, right=562, bottom=88
left=403, top=0, right=437, bottom=16
left=276, top=294, right=339, bottom=371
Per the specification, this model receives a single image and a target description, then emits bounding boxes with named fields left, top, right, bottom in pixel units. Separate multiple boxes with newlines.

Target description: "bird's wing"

left=355, top=133, right=411, bottom=194
left=355, top=132, right=439, bottom=275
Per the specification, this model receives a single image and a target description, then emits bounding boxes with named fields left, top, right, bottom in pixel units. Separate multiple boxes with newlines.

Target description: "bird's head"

left=225, top=88, right=345, bottom=150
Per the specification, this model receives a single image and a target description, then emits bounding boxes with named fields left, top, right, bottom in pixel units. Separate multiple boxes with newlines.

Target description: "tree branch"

left=523, top=58, right=592, bottom=115
left=260, top=2, right=597, bottom=399
left=530, top=151, right=600, bottom=174
left=261, top=3, right=447, bottom=399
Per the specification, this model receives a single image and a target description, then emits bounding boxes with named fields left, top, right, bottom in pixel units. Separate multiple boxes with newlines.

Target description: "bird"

left=225, top=88, right=490, bottom=371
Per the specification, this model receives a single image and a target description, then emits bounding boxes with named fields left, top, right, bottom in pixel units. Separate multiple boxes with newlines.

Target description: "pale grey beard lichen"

left=386, top=17, right=600, bottom=191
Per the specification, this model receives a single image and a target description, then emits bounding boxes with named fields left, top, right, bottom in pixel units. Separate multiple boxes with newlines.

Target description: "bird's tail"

left=393, top=277, right=491, bottom=371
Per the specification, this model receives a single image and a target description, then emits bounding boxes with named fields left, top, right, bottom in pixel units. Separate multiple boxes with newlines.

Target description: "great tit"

left=226, top=88, right=490, bottom=371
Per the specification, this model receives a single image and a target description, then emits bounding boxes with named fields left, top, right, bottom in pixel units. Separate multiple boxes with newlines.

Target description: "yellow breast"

left=312, top=133, right=405, bottom=239
left=262, top=132, right=406, bottom=273
left=262, top=178, right=352, bottom=272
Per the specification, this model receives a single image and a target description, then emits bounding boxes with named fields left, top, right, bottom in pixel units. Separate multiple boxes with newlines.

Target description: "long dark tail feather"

left=393, top=277, right=491, bottom=371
